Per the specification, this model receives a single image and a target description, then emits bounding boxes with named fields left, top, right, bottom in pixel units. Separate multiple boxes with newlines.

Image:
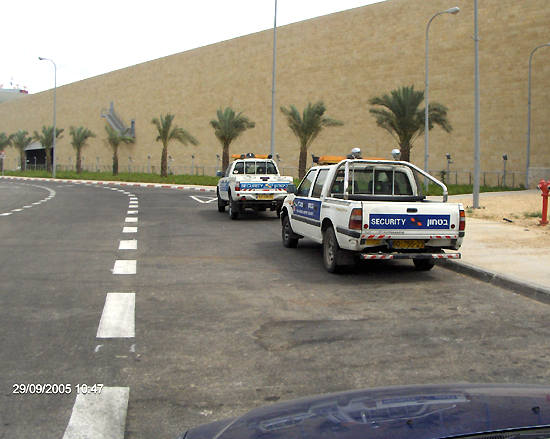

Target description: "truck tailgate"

left=364, top=201, right=462, bottom=238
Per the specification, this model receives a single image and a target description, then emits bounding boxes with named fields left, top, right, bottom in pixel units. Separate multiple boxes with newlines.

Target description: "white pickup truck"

left=217, top=154, right=294, bottom=220
left=280, top=153, right=465, bottom=273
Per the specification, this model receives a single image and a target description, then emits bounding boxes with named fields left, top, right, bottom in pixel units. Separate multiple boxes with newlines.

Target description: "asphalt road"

left=1, top=179, right=549, bottom=439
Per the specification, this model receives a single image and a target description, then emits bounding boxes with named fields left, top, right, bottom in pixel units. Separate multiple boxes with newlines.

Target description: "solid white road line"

left=97, top=293, right=135, bottom=338
left=63, top=387, right=130, bottom=439
left=122, top=227, right=138, bottom=233
left=119, top=240, right=137, bottom=250
left=113, top=260, right=137, bottom=274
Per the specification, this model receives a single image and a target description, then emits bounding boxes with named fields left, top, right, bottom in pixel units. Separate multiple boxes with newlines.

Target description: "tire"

left=282, top=215, right=299, bottom=248
left=413, top=258, right=435, bottom=271
left=217, top=190, right=226, bottom=212
left=228, top=198, right=239, bottom=220
left=323, top=227, right=342, bottom=273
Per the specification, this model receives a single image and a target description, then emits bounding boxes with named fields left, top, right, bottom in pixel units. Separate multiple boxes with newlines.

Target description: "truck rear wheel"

left=413, top=258, right=435, bottom=271
left=323, top=227, right=342, bottom=273
left=282, top=216, right=299, bottom=248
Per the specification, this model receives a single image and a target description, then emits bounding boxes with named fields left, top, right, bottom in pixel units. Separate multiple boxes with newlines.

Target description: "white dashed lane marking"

left=0, top=183, right=56, bottom=216
left=97, top=293, right=135, bottom=338
left=119, top=240, right=137, bottom=250
left=125, top=217, right=138, bottom=223
left=62, top=386, right=130, bottom=439
left=122, top=226, right=138, bottom=233
left=113, top=260, right=137, bottom=274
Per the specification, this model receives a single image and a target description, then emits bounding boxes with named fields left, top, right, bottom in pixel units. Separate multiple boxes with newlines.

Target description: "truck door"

left=292, top=169, right=328, bottom=241
left=219, top=162, right=238, bottom=200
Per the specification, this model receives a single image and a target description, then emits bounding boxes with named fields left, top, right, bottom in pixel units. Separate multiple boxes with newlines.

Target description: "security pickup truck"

left=280, top=154, right=465, bottom=273
left=217, top=154, right=294, bottom=220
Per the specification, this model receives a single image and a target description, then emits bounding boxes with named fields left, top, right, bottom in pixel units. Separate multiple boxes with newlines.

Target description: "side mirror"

left=286, top=184, right=297, bottom=194
left=216, top=170, right=223, bottom=177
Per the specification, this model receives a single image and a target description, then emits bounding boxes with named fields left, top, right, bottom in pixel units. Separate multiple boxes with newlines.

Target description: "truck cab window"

left=312, top=169, right=329, bottom=198
left=233, top=162, right=244, bottom=174
left=298, top=170, right=316, bottom=197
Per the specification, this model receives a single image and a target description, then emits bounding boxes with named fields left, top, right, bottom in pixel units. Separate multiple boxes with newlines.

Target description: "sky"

left=2, top=0, right=385, bottom=95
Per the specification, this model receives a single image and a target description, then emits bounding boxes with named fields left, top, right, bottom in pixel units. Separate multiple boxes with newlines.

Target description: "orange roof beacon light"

left=231, top=153, right=273, bottom=160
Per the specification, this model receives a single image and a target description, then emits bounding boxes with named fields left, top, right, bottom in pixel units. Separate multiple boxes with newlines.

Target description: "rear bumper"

left=359, top=252, right=461, bottom=260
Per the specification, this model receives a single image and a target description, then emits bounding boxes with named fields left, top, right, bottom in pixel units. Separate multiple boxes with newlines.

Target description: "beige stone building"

left=1, top=0, right=549, bottom=186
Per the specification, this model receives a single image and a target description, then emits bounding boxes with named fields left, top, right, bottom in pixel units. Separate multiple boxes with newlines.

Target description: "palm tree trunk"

left=20, top=150, right=26, bottom=172
left=298, top=146, right=308, bottom=180
left=76, top=150, right=82, bottom=174
left=400, top=143, right=411, bottom=162
left=113, top=149, right=119, bottom=175
left=161, top=145, right=168, bottom=177
left=45, top=148, right=52, bottom=173
left=222, top=143, right=230, bottom=174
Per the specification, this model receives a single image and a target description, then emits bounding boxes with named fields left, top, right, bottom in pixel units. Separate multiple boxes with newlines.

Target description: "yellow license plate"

left=392, top=240, right=425, bottom=249
left=257, top=194, right=274, bottom=200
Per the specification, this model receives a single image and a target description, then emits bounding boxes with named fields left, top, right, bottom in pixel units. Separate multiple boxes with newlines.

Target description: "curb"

left=441, top=259, right=550, bottom=305
left=0, top=176, right=217, bottom=192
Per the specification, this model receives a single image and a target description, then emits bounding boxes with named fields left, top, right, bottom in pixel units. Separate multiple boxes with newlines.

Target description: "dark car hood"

left=181, top=383, right=550, bottom=439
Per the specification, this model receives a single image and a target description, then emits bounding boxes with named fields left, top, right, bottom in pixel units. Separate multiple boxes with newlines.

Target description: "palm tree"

left=210, top=107, right=255, bottom=173
left=105, top=125, right=135, bottom=175
left=32, top=125, right=64, bottom=172
left=151, top=113, right=198, bottom=177
left=69, top=126, right=96, bottom=174
left=369, top=85, right=452, bottom=162
left=12, top=130, right=32, bottom=171
left=280, top=101, right=343, bottom=180
left=0, top=133, right=13, bottom=173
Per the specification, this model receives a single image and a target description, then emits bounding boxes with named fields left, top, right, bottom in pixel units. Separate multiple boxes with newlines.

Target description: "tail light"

left=349, top=208, right=362, bottom=230
left=235, top=181, right=240, bottom=191
left=459, top=209, right=466, bottom=231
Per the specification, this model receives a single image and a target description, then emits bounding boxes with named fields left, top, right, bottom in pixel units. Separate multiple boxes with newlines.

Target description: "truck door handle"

left=407, top=208, right=418, bottom=213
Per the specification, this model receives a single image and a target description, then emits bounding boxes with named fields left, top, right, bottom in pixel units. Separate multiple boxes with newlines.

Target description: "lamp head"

left=446, top=7, right=460, bottom=14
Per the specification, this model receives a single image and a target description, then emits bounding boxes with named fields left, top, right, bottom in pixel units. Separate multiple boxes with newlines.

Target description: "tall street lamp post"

left=526, top=42, right=550, bottom=189
left=38, top=57, right=57, bottom=178
left=269, top=0, right=278, bottom=159
left=424, top=7, right=459, bottom=189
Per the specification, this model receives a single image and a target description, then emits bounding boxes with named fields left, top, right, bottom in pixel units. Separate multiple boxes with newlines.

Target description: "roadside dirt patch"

left=451, top=191, right=550, bottom=248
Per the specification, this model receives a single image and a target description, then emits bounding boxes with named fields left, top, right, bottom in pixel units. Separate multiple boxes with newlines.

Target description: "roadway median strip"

left=63, top=386, right=130, bottom=439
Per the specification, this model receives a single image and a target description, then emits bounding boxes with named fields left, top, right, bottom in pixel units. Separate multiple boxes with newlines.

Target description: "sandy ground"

left=450, top=191, right=550, bottom=249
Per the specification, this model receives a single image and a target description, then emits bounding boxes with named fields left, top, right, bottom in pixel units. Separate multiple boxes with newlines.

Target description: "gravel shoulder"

left=449, top=190, right=550, bottom=249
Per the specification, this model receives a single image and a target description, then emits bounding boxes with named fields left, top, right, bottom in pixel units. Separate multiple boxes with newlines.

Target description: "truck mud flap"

left=336, top=249, right=356, bottom=266
left=359, top=253, right=461, bottom=260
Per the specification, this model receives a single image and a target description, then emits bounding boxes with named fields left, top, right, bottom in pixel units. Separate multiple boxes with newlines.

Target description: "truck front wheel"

left=323, top=227, right=342, bottom=273
left=282, top=216, right=299, bottom=248
left=217, top=189, right=226, bottom=212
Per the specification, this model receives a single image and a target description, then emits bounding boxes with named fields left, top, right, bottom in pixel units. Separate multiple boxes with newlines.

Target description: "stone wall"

left=0, top=0, right=548, bottom=182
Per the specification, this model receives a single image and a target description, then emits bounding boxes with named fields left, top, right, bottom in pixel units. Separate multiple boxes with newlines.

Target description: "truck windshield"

left=241, top=161, right=278, bottom=175
left=331, top=165, right=414, bottom=196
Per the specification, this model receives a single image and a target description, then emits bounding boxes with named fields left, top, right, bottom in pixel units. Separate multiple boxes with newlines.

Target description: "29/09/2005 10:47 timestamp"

left=12, top=383, right=104, bottom=394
